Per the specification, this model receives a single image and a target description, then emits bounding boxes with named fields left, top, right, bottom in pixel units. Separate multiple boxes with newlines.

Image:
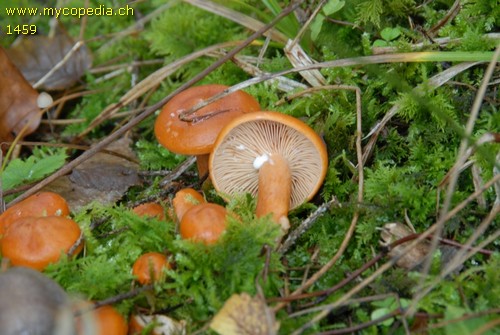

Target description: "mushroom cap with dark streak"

left=154, top=84, right=260, bottom=155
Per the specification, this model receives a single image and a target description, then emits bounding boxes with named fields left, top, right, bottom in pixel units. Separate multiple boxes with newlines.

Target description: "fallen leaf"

left=6, top=24, right=92, bottom=90
left=379, top=222, right=430, bottom=269
left=210, top=293, right=279, bottom=335
left=0, top=47, right=41, bottom=144
left=379, top=222, right=460, bottom=272
left=42, top=137, right=141, bottom=212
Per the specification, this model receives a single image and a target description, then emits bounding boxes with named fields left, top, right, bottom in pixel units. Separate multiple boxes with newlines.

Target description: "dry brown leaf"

left=0, top=47, right=41, bottom=144
left=379, top=222, right=430, bottom=269
left=210, top=293, right=279, bottom=335
left=42, top=137, right=140, bottom=211
left=6, top=25, right=92, bottom=90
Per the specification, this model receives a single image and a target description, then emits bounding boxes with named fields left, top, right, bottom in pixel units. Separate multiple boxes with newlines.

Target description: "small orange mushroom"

left=0, top=191, right=70, bottom=236
left=1, top=216, right=83, bottom=271
left=154, top=84, right=260, bottom=178
left=209, top=111, right=328, bottom=233
left=132, top=202, right=166, bottom=221
left=179, top=203, right=227, bottom=245
left=76, top=304, right=128, bottom=335
left=132, top=252, right=171, bottom=285
left=171, top=187, right=206, bottom=222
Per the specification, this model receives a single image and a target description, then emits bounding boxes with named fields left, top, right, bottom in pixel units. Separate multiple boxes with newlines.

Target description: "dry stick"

left=278, top=196, right=340, bottom=254
left=33, top=40, right=84, bottom=89
left=290, top=174, right=500, bottom=334
left=8, top=1, right=305, bottom=208
left=273, top=86, right=364, bottom=312
left=416, top=44, right=500, bottom=308
left=290, top=293, right=405, bottom=318
left=183, top=0, right=288, bottom=44
left=159, top=156, right=197, bottom=187
left=427, top=0, right=461, bottom=37
left=78, top=0, right=89, bottom=42
left=178, top=53, right=492, bottom=121
left=414, top=308, right=500, bottom=334
left=76, top=40, right=248, bottom=140
left=288, top=0, right=328, bottom=49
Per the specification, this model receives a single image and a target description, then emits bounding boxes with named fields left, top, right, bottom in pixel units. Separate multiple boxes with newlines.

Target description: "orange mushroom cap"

left=209, top=111, right=328, bottom=209
left=132, top=202, right=166, bottom=221
left=77, top=304, right=128, bottom=335
left=1, top=216, right=83, bottom=271
left=0, top=191, right=70, bottom=236
left=154, top=84, right=260, bottom=156
left=172, top=188, right=206, bottom=222
left=132, top=252, right=171, bottom=285
left=179, top=203, right=227, bottom=245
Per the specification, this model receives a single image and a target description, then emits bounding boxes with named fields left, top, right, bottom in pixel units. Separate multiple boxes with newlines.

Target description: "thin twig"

left=408, top=204, right=500, bottom=317
left=159, top=156, right=197, bottom=187
left=278, top=196, right=340, bottom=254
left=273, top=86, right=364, bottom=312
left=417, top=43, right=500, bottom=305
left=34, top=41, right=84, bottom=89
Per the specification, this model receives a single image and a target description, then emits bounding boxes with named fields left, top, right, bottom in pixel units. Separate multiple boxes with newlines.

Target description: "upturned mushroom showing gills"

left=209, top=111, right=328, bottom=233
left=154, top=84, right=260, bottom=178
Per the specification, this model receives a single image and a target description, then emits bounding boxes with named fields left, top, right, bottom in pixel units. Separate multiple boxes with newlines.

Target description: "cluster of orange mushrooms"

left=0, top=84, right=328, bottom=334
left=0, top=192, right=131, bottom=335
left=155, top=84, right=329, bottom=234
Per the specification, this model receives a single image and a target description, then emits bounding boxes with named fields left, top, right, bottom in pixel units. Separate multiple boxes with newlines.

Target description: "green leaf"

left=373, top=39, right=388, bottom=47
left=444, top=306, right=494, bottom=335
left=1, top=151, right=67, bottom=191
left=310, top=14, right=325, bottom=41
left=380, top=27, right=401, bottom=41
left=371, top=308, right=394, bottom=326
left=323, top=0, right=345, bottom=16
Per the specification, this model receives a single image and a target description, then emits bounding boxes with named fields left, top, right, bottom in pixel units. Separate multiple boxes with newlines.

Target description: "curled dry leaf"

left=210, top=293, right=279, bottom=335
left=0, top=47, right=41, bottom=144
left=5, top=25, right=92, bottom=90
left=379, top=222, right=430, bottom=269
left=379, top=222, right=460, bottom=271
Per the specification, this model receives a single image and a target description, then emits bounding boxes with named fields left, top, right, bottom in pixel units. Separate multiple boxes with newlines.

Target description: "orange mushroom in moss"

left=0, top=216, right=83, bottom=271
left=76, top=304, right=128, bottom=335
left=132, top=202, right=166, bottom=221
left=209, top=111, right=328, bottom=234
left=132, top=252, right=172, bottom=285
left=0, top=191, right=70, bottom=236
left=179, top=203, right=227, bottom=245
left=171, top=187, right=206, bottom=222
left=154, top=84, right=260, bottom=178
